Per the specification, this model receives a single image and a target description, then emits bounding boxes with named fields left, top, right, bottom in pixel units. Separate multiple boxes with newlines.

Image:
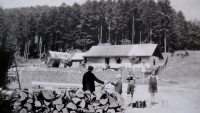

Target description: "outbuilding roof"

left=84, top=44, right=163, bottom=58
left=71, top=53, right=86, bottom=60
left=48, top=51, right=71, bottom=60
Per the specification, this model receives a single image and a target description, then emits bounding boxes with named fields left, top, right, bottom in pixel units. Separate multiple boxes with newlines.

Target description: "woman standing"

left=148, top=69, right=158, bottom=105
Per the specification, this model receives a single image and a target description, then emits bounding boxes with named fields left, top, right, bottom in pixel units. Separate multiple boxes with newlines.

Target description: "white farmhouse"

left=84, top=44, right=163, bottom=69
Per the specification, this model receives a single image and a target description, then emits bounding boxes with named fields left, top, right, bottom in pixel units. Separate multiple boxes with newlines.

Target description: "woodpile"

left=0, top=88, right=124, bottom=113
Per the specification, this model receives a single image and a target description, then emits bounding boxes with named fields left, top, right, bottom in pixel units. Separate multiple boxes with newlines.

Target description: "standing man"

left=141, top=61, right=146, bottom=83
left=148, top=69, right=158, bottom=105
left=82, top=66, right=108, bottom=93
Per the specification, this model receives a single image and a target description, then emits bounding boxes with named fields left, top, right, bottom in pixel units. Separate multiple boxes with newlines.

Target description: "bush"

left=171, top=52, right=174, bottom=57
left=169, top=48, right=174, bottom=53
left=185, top=50, right=189, bottom=56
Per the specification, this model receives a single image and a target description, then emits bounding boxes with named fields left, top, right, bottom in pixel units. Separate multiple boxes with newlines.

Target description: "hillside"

left=159, top=51, right=200, bottom=88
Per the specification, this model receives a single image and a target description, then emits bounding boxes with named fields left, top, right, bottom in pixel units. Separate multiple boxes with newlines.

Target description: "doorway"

left=105, top=58, right=110, bottom=68
left=153, top=59, right=156, bottom=66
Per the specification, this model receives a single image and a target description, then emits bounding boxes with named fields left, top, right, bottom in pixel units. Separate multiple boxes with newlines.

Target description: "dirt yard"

left=123, top=51, right=200, bottom=113
left=123, top=83, right=200, bottom=113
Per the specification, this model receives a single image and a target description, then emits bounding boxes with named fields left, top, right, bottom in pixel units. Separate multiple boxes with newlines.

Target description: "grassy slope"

left=159, top=51, right=200, bottom=88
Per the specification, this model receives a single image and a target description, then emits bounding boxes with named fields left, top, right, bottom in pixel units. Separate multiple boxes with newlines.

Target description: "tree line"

left=0, top=0, right=200, bottom=58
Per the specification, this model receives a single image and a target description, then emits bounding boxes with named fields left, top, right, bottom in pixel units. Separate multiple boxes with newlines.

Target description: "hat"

left=117, top=74, right=122, bottom=79
left=88, top=66, right=94, bottom=71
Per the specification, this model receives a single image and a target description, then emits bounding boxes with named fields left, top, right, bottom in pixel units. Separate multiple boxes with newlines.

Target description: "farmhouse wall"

left=87, top=57, right=105, bottom=68
left=140, top=56, right=149, bottom=63
left=87, top=57, right=134, bottom=69
left=109, top=57, right=132, bottom=68
left=150, top=56, right=159, bottom=67
left=72, top=61, right=81, bottom=67
left=129, top=56, right=152, bottom=69
left=86, top=56, right=156, bottom=69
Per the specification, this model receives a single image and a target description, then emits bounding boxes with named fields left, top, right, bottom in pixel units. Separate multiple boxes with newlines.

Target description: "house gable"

left=152, top=46, right=164, bottom=59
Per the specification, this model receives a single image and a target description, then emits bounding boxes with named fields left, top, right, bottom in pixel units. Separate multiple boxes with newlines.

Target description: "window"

left=84, top=57, right=87, bottom=63
left=139, top=58, right=141, bottom=63
left=105, top=58, right=110, bottom=64
left=116, top=57, right=122, bottom=64
left=153, top=59, right=156, bottom=65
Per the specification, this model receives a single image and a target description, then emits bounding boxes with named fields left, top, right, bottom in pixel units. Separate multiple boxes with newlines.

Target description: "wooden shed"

left=44, top=51, right=71, bottom=67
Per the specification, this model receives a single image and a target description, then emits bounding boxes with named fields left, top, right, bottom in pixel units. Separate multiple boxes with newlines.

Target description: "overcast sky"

left=0, top=0, right=200, bottom=21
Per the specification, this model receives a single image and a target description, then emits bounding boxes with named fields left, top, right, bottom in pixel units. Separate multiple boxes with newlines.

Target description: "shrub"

left=185, top=50, right=189, bottom=56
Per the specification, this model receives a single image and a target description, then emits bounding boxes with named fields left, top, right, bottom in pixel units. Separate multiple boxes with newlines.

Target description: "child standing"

left=111, top=74, right=126, bottom=111
left=126, top=71, right=136, bottom=107
left=148, top=69, right=158, bottom=105
left=111, top=74, right=122, bottom=95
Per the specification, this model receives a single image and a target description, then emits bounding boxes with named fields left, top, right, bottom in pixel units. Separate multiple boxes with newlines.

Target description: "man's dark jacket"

left=82, top=71, right=104, bottom=92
